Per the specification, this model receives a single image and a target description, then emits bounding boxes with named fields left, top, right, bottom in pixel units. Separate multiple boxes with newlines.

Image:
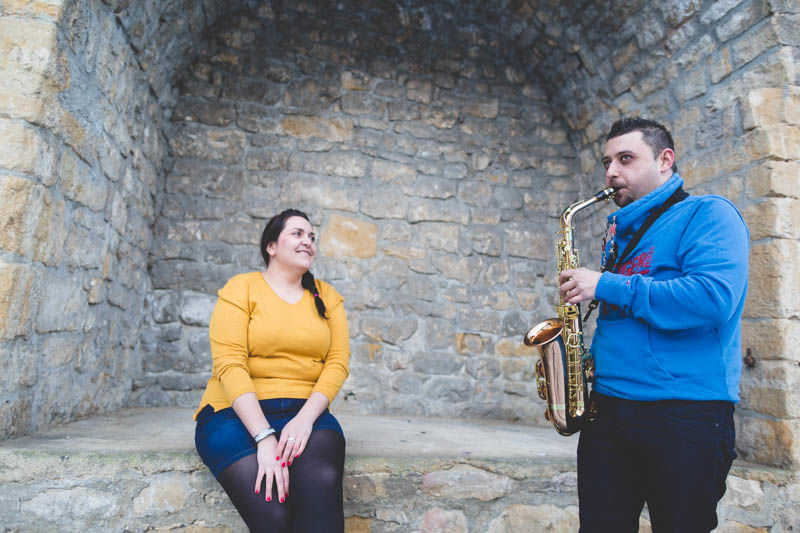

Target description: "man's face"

left=602, top=131, right=672, bottom=208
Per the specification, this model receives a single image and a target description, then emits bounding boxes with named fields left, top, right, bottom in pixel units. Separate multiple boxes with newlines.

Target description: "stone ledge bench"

left=0, top=408, right=794, bottom=532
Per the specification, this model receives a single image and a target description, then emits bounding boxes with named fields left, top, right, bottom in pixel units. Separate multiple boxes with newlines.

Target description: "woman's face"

left=266, top=216, right=316, bottom=271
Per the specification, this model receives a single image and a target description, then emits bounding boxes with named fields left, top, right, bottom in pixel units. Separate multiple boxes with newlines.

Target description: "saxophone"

left=523, top=187, right=616, bottom=436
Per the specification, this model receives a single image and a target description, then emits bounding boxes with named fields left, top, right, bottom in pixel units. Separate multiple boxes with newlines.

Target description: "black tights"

left=217, top=429, right=345, bottom=533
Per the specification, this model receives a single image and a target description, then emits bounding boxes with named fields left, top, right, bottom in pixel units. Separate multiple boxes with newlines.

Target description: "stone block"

left=740, top=359, right=800, bottom=417
left=340, top=70, right=371, bottom=91
left=0, top=261, right=37, bottom=340
left=455, top=333, right=487, bottom=355
left=466, top=226, right=503, bottom=257
left=61, top=154, right=109, bottom=212
left=418, top=223, right=459, bottom=253
left=360, top=189, right=408, bottom=219
left=463, top=97, right=499, bottom=119
left=345, top=516, right=372, bottom=533
left=394, top=121, right=437, bottom=139
left=742, top=125, right=800, bottom=161
left=457, top=181, right=492, bottom=207
left=409, top=200, right=469, bottom=224
left=459, top=309, right=501, bottom=334
left=133, top=473, right=190, bottom=516
left=735, top=414, right=800, bottom=468
left=495, top=338, right=538, bottom=357
left=387, top=100, right=420, bottom=121
left=675, top=66, right=707, bottom=102
left=504, top=222, right=551, bottom=260
left=742, top=86, right=800, bottom=130
left=406, top=79, right=433, bottom=104
left=732, top=18, right=780, bottom=68
left=282, top=177, right=359, bottom=213
left=416, top=177, right=456, bottom=199
left=320, top=214, right=377, bottom=258
left=488, top=504, right=580, bottom=533
left=423, top=109, right=458, bottom=129
left=434, top=254, right=483, bottom=284
left=0, top=119, right=52, bottom=177
left=420, top=507, right=467, bottom=533
left=298, top=152, right=368, bottom=178
left=742, top=198, right=800, bottom=240
left=412, top=351, right=463, bottom=375
left=340, top=92, right=374, bottom=115
left=180, top=292, right=216, bottom=327
left=168, top=125, right=246, bottom=163
left=172, top=96, right=235, bottom=127
left=746, top=240, right=800, bottom=318
left=747, top=161, right=800, bottom=199
left=741, top=319, right=800, bottom=362
left=280, top=116, right=354, bottom=143
left=659, top=0, right=702, bottom=27
left=1, top=0, right=63, bottom=18
left=422, top=464, right=513, bottom=501
left=223, top=77, right=283, bottom=105
left=700, top=0, right=740, bottom=25
left=423, top=375, right=475, bottom=403
left=35, top=271, right=86, bottom=333
left=710, top=47, right=734, bottom=83
left=715, top=0, right=769, bottom=42
left=0, top=174, right=63, bottom=264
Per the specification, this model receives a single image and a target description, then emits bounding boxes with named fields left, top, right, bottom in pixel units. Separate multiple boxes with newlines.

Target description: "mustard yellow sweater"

left=194, top=272, right=350, bottom=419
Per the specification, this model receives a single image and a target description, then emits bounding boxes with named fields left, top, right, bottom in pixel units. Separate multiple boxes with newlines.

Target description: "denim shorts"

left=195, top=398, right=344, bottom=478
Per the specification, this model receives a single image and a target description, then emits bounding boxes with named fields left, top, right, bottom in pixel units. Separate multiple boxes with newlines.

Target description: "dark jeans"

left=578, top=393, right=736, bottom=533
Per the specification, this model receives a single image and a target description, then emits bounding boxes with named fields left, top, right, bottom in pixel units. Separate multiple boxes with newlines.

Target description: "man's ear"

left=659, top=148, right=675, bottom=173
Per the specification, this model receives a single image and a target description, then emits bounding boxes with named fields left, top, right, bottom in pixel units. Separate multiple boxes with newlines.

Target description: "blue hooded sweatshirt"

left=591, top=173, right=749, bottom=402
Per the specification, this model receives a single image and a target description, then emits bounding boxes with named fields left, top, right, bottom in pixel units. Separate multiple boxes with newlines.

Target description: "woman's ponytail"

left=302, top=271, right=327, bottom=318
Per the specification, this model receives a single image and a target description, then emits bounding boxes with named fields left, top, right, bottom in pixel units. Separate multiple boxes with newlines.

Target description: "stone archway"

left=1, top=0, right=798, bottom=474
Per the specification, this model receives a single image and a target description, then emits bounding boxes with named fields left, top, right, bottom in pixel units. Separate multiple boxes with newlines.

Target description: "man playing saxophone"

left=559, top=117, right=749, bottom=533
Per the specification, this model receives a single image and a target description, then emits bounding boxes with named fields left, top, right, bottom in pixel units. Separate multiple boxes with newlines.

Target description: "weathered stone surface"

left=35, top=272, right=86, bottom=334
left=420, top=507, right=467, bottom=533
left=280, top=116, right=354, bottom=142
left=746, top=240, right=800, bottom=318
left=422, top=464, right=513, bottom=501
left=320, top=215, right=378, bottom=258
left=0, top=262, right=37, bottom=341
left=180, top=292, right=216, bottom=327
left=297, top=152, right=368, bottom=178
left=488, top=504, right=580, bottom=533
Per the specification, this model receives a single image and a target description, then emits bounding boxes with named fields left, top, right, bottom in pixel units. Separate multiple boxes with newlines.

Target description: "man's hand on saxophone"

left=558, top=267, right=601, bottom=304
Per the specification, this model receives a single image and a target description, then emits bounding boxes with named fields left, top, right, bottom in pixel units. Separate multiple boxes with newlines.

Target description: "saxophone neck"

left=560, top=187, right=616, bottom=229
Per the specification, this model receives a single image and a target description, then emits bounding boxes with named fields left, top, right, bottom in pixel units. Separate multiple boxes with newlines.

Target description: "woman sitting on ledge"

left=194, top=209, right=350, bottom=533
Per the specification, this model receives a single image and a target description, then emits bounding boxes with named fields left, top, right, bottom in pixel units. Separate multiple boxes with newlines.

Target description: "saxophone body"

left=523, top=187, right=616, bottom=436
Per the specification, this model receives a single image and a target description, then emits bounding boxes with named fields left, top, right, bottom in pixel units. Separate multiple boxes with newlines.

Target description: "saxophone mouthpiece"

left=594, top=187, right=617, bottom=202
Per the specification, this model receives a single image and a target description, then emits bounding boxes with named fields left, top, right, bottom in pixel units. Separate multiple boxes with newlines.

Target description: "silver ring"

left=287, top=437, right=296, bottom=442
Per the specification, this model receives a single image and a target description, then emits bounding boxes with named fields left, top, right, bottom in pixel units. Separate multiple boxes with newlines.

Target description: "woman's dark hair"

left=260, top=209, right=327, bottom=318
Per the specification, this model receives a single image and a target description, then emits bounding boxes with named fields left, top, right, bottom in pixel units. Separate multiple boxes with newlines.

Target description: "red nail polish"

left=295, top=454, right=299, bottom=458
left=288, top=462, right=292, bottom=466
left=276, top=456, right=280, bottom=461
left=281, top=462, right=286, bottom=467
left=267, top=497, right=271, bottom=502
left=280, top=497, right=285, bottom=503
left=255, top=488, right=259, bottom=494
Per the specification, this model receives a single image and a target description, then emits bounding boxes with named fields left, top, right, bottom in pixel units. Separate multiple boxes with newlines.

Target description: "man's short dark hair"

left=607, top=117, right=678, bottom=173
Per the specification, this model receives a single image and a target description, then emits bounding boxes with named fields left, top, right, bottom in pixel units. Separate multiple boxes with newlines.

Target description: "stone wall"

left=138, top=2, right=578, bottom=423
left=0, top=0, right=798, bottom=476
left=0, top=0, right=243, bottom=437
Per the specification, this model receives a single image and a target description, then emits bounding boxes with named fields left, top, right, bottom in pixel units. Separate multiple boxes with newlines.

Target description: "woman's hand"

left=276, top=413, right=314, bottom=466
left=254, top=436, right=289, bottom=503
